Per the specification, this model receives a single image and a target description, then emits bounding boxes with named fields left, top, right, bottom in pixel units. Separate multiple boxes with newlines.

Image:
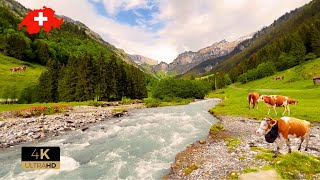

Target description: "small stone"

left=199, top=140, right=206, bottom=144
left=81, top=127, right=89, bottom=131
left=32, top=134, right=41, bottom=139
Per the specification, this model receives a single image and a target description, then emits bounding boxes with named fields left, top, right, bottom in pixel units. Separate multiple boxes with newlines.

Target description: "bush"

left=238, top=62, right=276, bottom=83
left=143, top=97, right=161, bottom=107
left=151, top=78, right=210, bottom=100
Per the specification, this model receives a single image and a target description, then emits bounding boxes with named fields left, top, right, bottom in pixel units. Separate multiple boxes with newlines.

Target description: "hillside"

left=0, top=1, right=150, bottom=103
left=0, top=0, right=140, bottom=68
left=0, top=54, right=45, bottom=98
left=183, top=0, right=320, bottom=80
left=208, top=58, right=320, bottom=122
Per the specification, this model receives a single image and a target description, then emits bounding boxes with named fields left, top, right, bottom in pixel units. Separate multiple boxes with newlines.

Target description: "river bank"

left=0, top=103, right=145, bottom=148
left=164, top=115, right=320, bottom=179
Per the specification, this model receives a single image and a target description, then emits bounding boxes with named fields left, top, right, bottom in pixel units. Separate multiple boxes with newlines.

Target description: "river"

left=0, top=99, right=219, bottom=179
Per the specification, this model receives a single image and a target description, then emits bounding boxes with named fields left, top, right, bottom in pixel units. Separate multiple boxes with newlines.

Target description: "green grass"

left=252, top=150, right=320, bottom=179
left=209, top=123, right=224, bottom=134
left=224, top=138, right=242, bottom=151
left=207, top=58, right=320, bottom=122
left=183, top=164, right=199, bottom=175
left=112, top=108, right=128, bottom=113
left=0, top=54, right=45, bottom=97
left=0, top=101, right=92, bottom=113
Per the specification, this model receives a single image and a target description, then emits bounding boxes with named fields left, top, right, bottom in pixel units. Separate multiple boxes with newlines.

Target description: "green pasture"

left=208, top=58, right=320, bottom=122
left=0, top=54, right=45, bottom=96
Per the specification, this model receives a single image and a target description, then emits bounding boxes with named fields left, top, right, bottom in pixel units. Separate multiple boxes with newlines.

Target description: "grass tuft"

left=209, top=123, right=224, bottom=134
left=224, top=138, right=242, bottom=151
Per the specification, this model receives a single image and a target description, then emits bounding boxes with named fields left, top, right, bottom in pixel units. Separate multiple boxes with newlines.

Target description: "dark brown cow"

left=248, top=92, right=260, bottom=110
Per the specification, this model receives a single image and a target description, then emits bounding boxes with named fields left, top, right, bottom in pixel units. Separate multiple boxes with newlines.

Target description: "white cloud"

left=16, top=0, right=311, bottom=63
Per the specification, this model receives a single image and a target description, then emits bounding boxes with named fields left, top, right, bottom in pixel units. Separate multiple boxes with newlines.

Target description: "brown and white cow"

left=259, top=95, right=297, bottom=115
left=248, top=92, right=260, bottom=110
left=256, top=117, right=311, bottom=157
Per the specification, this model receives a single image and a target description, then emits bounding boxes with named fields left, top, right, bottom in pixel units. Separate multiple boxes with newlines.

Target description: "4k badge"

left=21, top=147, right=60, bottom=170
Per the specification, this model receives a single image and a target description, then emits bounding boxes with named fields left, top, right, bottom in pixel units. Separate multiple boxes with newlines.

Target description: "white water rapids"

left=0, top=99, right=219, bottom=179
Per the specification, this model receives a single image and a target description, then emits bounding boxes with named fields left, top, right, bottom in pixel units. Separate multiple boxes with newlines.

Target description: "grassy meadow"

left=0, top=54, right=45, bottom=96
left=208, top=58, right=320, bottom=123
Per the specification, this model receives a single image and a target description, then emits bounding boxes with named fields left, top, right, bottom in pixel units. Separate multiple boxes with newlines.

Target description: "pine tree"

left=75, top=52, right=95, bottom=101
left=107, top=55, right=118, bottom=100
left=38, top=59, right=60, bottom=102
left=58, top=56, right=78, bottom=102
left=96, top=53, right=110, bottom=100
left=311, top=26, right=320, bottom=57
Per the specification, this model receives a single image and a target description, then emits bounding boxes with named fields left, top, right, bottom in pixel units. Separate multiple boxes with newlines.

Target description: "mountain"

left=180, top=32, right=260, bottom=77
left=129, top=54, right=158, bottom=65
left=181, top=0, right=320, bottom=80
left=153, top=61, right=170, bottom=72
left=154, top=38, right=245, bottom=75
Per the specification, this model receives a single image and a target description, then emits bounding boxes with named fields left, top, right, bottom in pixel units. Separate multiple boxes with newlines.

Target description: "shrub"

left=151, top=78, right=210, bottom=100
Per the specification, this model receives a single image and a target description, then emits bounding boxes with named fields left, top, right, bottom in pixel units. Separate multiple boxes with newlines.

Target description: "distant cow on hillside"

left=248, top=92, right=260, bottom=110
left=259, top=95, right=298, bottom=115
left=273, top=76, right=284, bottom=80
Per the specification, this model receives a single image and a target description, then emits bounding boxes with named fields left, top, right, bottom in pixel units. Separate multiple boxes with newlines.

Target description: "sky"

left=16, top=0, right=311, bottom=63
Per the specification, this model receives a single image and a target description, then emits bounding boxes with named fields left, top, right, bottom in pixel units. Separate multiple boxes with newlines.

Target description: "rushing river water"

left=0, top=99, right=219, bottom=180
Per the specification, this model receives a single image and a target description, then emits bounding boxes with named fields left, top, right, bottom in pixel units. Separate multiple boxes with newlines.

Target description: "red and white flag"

left=19, top=6, right=64, bottom=34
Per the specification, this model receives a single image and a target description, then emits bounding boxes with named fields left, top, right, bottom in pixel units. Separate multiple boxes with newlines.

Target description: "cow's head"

left=256, top=117, right=277, bottom=136
left=257, top=95, right=265, bottom=102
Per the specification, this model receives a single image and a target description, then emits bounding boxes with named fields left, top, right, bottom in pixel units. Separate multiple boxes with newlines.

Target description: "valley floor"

left=164, top=115, right=320, bottom=179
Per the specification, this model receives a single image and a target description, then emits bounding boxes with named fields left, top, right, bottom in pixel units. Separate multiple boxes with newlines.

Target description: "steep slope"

left=0, top=54, right=45, bottom=96
left=129, top=54, right=158, bottom=65
left=167, top=39, right=240, bottom=75
left=180, top=33, right=258, bottom=77
left=0, top=0, right=138, bottom=67
left=185, top=0, right=320, bottom=80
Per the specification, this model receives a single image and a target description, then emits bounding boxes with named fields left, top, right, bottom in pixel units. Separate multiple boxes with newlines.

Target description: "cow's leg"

left=273, top=106, right=277, bottom=115
left=298, top=137, right=305, bottom=151
left=282, top=105, right=287, bottom=116
left=267, top=105, right=271, bottom=114
left=305, top=131, right=310, bottom=151
left=256, top=102, right=259, bottom=110
left=287, top=105, right=290, bottom=116
left=286, top=138, right=291, bottom=153
left=274, top=138, right=284, bottom=158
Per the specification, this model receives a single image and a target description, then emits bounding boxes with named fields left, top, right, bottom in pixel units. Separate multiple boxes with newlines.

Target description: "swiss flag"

left=19, top=6, right=64, bottom=34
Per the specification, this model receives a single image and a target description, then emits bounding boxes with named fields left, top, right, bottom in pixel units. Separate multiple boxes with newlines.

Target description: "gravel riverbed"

left=0, top=103, right=145, bottom=148
left=165, top=115, right=320, bottom=179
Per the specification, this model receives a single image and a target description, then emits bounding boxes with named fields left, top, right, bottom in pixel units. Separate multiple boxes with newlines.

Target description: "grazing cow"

left=256, top=117, right=311, bottom=157
left=9, top=67, right=20, bottom=73
left=259, top=95, right=297, bottom=115
left=248, top=92, right=260, bottom=110
left=19, top=65, right=27, bottom=71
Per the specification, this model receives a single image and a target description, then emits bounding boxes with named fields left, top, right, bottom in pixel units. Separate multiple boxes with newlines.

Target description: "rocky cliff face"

left=129, top=54, right=158, bottom=66
left=165, top=39, right=241, bottom=75
left=152, top=61, right=169, bottom=72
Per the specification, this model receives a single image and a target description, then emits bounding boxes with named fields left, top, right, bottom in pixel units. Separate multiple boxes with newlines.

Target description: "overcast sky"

left=17, top=0, right=311, bottom=63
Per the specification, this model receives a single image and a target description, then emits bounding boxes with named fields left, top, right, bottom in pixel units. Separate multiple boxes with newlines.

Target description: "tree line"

left=19, top=53, right=148, bottom=103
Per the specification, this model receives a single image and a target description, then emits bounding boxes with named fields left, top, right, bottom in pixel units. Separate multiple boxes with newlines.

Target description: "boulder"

left=239, top=170, right=280, bottom=180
